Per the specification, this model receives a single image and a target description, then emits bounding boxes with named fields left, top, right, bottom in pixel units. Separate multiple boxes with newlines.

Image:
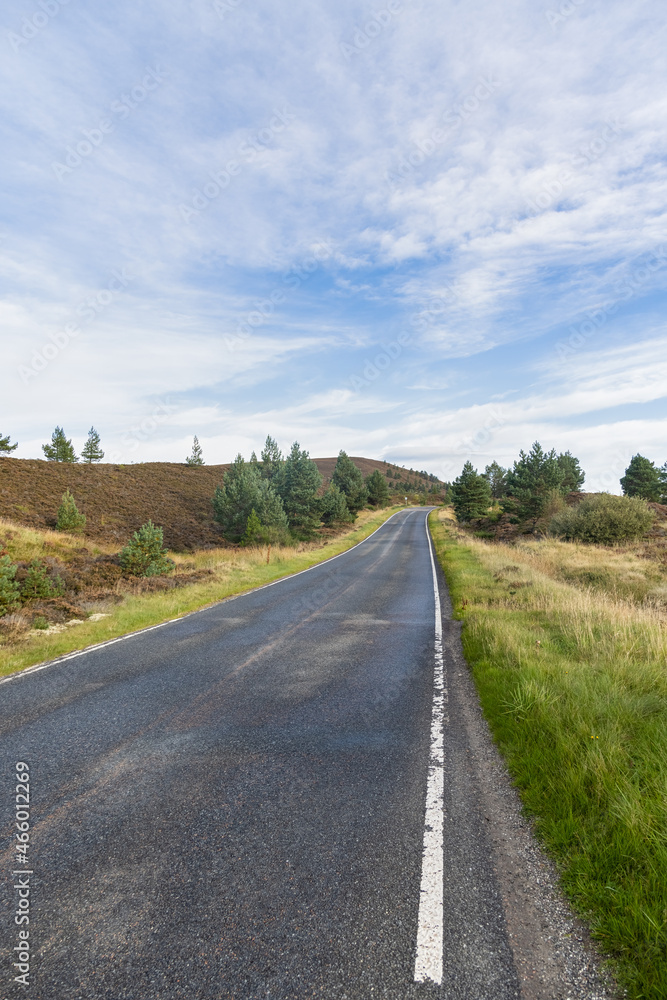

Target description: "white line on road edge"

left=414, top=514, right=447, bottom=984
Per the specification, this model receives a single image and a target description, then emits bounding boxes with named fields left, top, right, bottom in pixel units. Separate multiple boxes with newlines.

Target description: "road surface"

left=0, top=510, right=606, bottom=999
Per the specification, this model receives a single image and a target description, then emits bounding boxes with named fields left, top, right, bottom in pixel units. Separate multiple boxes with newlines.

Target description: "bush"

left=549, top=493, right=655, bottom=544
left=20, top=560, right=65, bottom=599
left=56, top=489, right=86, bottom=532
left=0, top=555, right=20, bottom=617
left=120, top=521, right=174, bottom=577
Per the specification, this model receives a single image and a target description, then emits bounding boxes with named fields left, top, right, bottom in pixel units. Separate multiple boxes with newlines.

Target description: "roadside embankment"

left=0, top=506, right=405, bottom=679
left=429, top=508, right=667, bottom=1000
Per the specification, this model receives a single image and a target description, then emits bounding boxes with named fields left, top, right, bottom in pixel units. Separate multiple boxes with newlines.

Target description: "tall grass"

left=0, top=506, right=404, bottom=678
left=429, top=509, right=667, bottom=999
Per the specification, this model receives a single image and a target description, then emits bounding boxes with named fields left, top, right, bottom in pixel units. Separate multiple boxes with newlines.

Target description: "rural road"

left=0, top=509, right=611, bottom=1000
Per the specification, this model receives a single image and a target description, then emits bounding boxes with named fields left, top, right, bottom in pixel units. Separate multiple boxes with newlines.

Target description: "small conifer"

left=81, top=427, right=104, bottom=463
left=56, top=490, right=86, bottom=532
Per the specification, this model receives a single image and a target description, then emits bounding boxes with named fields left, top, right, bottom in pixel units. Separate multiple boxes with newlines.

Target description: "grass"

left=0, top=506, right=405, bottom=679
left=429, top=508, right=667, bottom=999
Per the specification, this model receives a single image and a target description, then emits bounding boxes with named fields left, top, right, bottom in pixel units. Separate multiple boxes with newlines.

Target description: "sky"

left=2, top=0, right=666, bottom=490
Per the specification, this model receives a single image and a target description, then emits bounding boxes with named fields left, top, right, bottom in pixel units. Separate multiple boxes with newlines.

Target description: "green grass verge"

left=1, top=506, right=406, bottom=679
left=429, top=511, right=667, bottom=1000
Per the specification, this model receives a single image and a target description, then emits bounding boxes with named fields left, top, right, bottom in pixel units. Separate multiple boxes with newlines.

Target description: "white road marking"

left=414, top=514, right=447, bottom=984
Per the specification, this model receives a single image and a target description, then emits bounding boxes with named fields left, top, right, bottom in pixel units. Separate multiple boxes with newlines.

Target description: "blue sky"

left=2, top=0, right=666, bottom=489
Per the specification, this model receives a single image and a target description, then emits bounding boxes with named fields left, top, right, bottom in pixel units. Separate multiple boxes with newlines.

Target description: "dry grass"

left=430, top=508, right=667, bottom=998
left=0, top=506, right=405, bottom=677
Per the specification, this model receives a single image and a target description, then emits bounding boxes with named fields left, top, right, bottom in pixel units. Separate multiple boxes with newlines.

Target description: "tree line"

left=449, top=442, right=667, bottom=542
left=212, top=438, right=393, bottom=543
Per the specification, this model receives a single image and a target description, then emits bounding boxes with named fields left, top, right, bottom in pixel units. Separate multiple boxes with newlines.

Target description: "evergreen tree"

left=620, top=454, right=662, bottom=501
left=332, top=451, right=368, bottom=513
left=661, top=462, right=667, bottom=504
left=504, top=442, right=566, bottom=523
left=42, top=426, right=78, bottom=463
left=449, top=461, right=492, bottom=521
left=319, top=483, right=353, bottom=525
left=274, top=442, right=322, bottom=531
left=483, top=461, right=509, bottom=498
left=365, top=469, right=391, bottom=507
left=241, top=509, right=264, bottom=546
left=56, top=490, right=86, bottom=532
left=185, top=435, right=204, bottom=466
left=260, top=435, right=283, bottom=480
left=0, top=433, right=18, bottom=455
left=120, top=521, right=174, bottom=577
left=557, top=450, right=585, bottom=492
left=81, top=426, right=104, bottom=463
left=0, top=555, right=20, bottom=616
left=212, top=454, right=287, bottom=540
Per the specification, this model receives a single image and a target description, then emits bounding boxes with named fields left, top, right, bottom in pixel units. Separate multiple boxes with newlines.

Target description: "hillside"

left=0, top=457, right=441, bottom=550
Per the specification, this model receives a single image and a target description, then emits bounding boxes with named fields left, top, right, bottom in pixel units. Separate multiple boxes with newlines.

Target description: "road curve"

left=0, top=509, right=521, bottom=999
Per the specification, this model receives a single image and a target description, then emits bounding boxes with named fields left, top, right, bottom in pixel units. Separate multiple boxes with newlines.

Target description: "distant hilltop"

left=0, top=457, right=446, bottom=550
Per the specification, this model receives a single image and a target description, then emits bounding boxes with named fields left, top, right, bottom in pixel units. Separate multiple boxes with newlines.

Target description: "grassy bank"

left=0, top=505, right=405, bottom=679
left=429, top=508, right=667, bottom=999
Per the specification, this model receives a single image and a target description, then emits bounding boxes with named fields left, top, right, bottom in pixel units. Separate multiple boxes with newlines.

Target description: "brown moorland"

left=0, top=456, right=442, bottom=550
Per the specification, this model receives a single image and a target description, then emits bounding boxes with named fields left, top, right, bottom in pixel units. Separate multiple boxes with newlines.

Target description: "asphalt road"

left=0, top=509, right=523, bottom=999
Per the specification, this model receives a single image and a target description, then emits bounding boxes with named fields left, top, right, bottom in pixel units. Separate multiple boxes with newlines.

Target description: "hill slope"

left=0, top=457, right=439, bottom=550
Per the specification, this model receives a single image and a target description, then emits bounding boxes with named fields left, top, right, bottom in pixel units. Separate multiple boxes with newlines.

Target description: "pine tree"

left=557, top=451, right=585, bottom=492
left=56, top=490, right=86, bottom=532
left=120, top=521, right=174, bottom=577
left=0, top=433, right=18, bottom=455
left=620, top=454, right=662, bottom=501
left=241, top=509, right=264, bottom=546
left=260, top=435, right=283, bottom=480
left=320, top=484, right=353, bottom=525
left=332, top=451, right=368, bottom=513
left=212, top=454, right=287, bottom=540
left=661, top=462, right=667, bottom=504
left=185, top=435, right=204, bottom=466
left=365, top=469, right=391, bottom=507
left=81, top=426, right=104, bottom=463
left=449, top=461, right=492, bottom=521
left=483, top=461, right=509, bottom=499
left=42, top=427, right=78, bottom=463
left=274, top=442, right=323, bottom=532
left=0, top=555, right=20, bottom=616
left=504, top=442, right=566, bottom=523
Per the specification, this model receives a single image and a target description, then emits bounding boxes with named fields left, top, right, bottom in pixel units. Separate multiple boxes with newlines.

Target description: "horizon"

left=2, top=1, right=666, bottom=492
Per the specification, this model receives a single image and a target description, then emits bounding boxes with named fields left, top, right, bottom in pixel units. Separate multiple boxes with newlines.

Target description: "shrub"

left=20, top=560, right=65, bottom=599
left=0, top=555, right=20, bottom=616
left=120, top=521, right=174, bottom=577
left=549, top=493, right=655, bottom=544
left=56, top=490, right=86, bottom=532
